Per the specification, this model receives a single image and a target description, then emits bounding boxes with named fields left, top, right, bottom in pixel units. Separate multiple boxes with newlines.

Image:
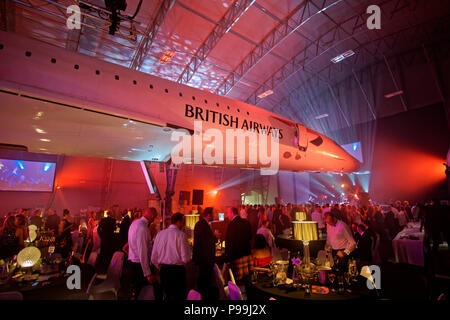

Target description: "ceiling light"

left=40, top=138, right=51, bottom=142
left=331, top=50, right=355, bottom=63
left=160, top=50, right=175, bottom=64
left=257, top=89, right=273, bottom=99
left=315, top=113, right=329, bottom=120
left=384, top=90, right=403, bottom=98
left=35, top=128, right=46, bottom=134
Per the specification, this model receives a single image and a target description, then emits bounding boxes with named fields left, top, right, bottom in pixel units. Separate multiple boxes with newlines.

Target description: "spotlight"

left=341, top=184, right=345, bottom=188
left=212, top=190, right=218, bottom=195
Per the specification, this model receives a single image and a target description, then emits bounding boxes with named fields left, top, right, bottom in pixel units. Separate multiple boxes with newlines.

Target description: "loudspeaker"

left=192, top=189, right=204, bottom=205
left=179, top=191, right=190, bottom=205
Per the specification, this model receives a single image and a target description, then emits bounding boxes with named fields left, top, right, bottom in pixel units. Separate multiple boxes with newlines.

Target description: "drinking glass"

left=344, top=272, right=352, bottom=292
left=328, top=272, right=336, bottom=292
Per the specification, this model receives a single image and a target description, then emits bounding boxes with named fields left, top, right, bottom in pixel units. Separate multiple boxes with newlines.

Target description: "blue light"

left=16, top=161, right=24, bottom=170
left=43, top=163, right=52, bottom=172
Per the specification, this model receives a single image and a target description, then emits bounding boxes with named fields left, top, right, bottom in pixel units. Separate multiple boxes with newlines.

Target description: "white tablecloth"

left=392, top=223, right=424, bottom=266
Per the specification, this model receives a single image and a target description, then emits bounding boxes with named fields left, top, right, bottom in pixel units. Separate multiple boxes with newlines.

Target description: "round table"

left=0, top=272, right=70, bottom=299
left=246, top=273, right=372, bottom=301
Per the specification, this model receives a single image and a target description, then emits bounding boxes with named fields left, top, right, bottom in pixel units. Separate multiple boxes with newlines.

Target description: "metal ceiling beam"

left=245, top=0, right=434, bottom=107
left=352, top=69, right=377, bottom=120
left=177, top=0, right=256, bottom=85
left=422, top=44, right=450, bottom=128
left=214, top=0, right=344, bottom=97
left=130, top=0, right=176, bottom=70
left=328, top=84, right=351, bottom=127
left=383, top=54, right=408, bottom=111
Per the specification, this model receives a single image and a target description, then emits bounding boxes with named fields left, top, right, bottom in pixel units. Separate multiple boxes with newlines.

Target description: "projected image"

left=0, top=159, right=56, bottom=192
left=341, top=141, right=363, bottom=163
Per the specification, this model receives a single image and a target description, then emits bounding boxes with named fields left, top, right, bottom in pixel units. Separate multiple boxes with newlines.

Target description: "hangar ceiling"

left=1, top=0, right=450, bottom=134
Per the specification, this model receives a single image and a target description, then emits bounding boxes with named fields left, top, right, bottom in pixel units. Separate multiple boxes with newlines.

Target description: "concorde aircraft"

left=0, top=31, right=360, bottom=173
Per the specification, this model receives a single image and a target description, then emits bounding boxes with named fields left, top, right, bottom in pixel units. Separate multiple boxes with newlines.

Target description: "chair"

left=213, top=263, right=229, bottom=300
left=186, top=289, right=202, bottom=300
left=0, top=291, right=23, bottom=300
left=86, top=251, right=124, bottom=299
left=227, top=281, right=243, bottom=300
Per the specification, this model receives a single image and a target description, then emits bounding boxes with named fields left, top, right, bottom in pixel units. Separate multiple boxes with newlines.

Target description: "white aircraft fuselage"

left=0, top=31, right=360, bottom=173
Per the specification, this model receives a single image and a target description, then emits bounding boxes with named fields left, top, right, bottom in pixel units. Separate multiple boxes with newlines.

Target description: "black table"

left=246, top=273, right=372, bottom=301
left=0, top=272, right=71, bottom=299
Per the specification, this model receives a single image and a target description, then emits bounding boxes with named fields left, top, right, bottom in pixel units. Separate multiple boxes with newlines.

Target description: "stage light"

left=341, top=184, right=345, bottom=188
left=35, top=128, right=46, bottom=134
left=40, top=138, right=51, bottom=142
left=43, top=163, right=52, bottom=172
left=212, top=190, right=218, bottom=195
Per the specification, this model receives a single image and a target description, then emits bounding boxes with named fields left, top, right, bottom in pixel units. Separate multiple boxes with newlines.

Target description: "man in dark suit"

left=225, top=207, right=253, bottom=282
left=353, top=224, right=373, bottom=264
left=247, top=206, right=259, bottom=247
left=96, top=210, right=117, bottom=273
left=193, top=207, right=218, bottom=301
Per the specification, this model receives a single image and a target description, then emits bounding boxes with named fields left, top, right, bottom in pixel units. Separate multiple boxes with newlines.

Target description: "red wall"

left=370, top=103, right=449, bottom=202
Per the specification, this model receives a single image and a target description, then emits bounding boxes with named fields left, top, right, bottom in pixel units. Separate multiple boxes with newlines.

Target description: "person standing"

left=45, top=209, right=60, bottom=236
left=324, top=211, right=356, bottom=260
left=151, top=213, right=192, bottom=301
left=58, top=209, right=74, bottom=258
left=224, top=207, right=253, bottom=282
left=127, top=207, right=158, bottom=298
left=257, top=220, right=275, bottom=253
left=29, top=209, right=43, bottom=229
left=119, top=210, right=131, bottom=249
left=97, top=210, right=117, bottom=273
left=193, top=207, right=217, bottom=300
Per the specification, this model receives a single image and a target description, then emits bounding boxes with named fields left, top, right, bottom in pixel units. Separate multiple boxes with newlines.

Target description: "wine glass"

left=350, top=264, right=358, bottom=282
left=344, top=272, right=352, bottom=292
left=328, top=272, right=336, bottom=292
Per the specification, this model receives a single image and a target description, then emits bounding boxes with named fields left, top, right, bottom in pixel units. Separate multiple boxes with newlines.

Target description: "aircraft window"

left=310, top=136, right=323, bottom=147
left=95, top=70, right=100, bottom=75
left=165, top=89, right=168, bottom=93
left=204, top=99, right=208, bottom=104
left=115, top=75, right=120, bottom=80
left=74, top=64, right=79, bottom=70
left=192, top=96, right=196, bottom=100
left=149, top=84, right=153, bottom=89
left=25, top=51, right=31, bottom=57
left=51, top=58, right=56, bottom=63
left=133, top=80, right=137, bottom=85
left=179, top=92, right=183, bottom=97
left=227, top=106, right=230, bottom=110
left=0, top=44, right=3, bottom=49
left=247, top=112, right=249, bottom=115
left=237, top=109, right=240, bottom=112
left=216, top=103, right=219, bottom=107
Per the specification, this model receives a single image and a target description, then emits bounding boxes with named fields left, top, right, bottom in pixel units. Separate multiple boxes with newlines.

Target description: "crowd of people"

left=0, top=198, right=448, bottom=300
